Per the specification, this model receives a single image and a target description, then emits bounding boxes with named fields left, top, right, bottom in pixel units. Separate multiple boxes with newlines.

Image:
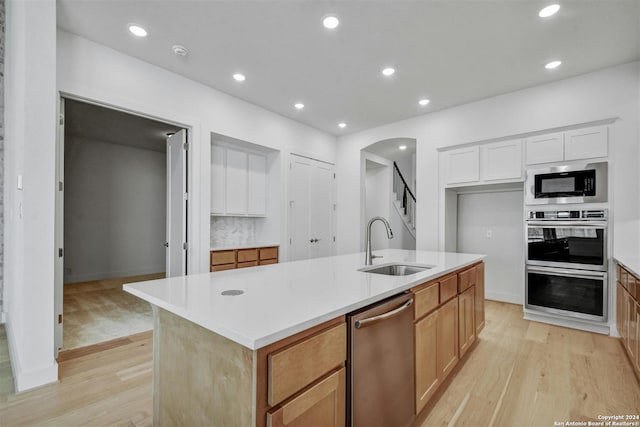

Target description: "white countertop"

left=124, top=249, right=484, bottom=350
left=210, top=242, right=279, bottom=251
left=614, top=255, right=640, bottom=278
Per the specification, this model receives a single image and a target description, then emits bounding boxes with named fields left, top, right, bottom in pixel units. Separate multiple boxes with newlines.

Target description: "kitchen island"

left=125, top=249, right=485, bottom=426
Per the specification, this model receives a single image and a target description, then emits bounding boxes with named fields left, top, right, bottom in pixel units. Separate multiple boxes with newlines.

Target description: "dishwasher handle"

left=354, top=299, right=414, bottom=329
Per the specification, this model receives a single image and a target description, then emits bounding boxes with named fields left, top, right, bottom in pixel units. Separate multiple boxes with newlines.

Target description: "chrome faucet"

left=365, top=216, right=394, bottom=265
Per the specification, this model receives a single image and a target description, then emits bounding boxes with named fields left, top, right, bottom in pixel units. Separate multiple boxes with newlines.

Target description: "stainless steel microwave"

left=525, top=162, right=607, bottom=205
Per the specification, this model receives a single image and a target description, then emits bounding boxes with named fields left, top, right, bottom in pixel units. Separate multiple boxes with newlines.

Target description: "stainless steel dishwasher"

left=347, top=292, right=415, bottom=427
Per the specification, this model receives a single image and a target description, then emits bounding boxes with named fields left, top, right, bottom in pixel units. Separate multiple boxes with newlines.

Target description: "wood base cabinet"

left=616, top=262, right=640, bottom=379
left=210, top=246, right=278, bottom=272
left=413, top=262, right=483, bottom=417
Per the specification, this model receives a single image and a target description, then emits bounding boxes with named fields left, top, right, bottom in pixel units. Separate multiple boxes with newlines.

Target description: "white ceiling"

left=65, top=98, right=183, bottom=152
left=57, top=0, right=640, bottom=136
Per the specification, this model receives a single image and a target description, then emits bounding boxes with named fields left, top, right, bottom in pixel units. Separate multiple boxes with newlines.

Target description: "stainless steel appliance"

left=525, top=209, right=608, bottom=322
left=525, top=162, right=607, bottom=205
left=347, top=292, right=414, bottom=427
left=526, top=210, right=607, bottom=271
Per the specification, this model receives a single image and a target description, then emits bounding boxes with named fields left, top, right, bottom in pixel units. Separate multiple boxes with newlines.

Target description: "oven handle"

left=526, top=265, right=607, bottom=279
left=526, top=221, right=607, bottom=227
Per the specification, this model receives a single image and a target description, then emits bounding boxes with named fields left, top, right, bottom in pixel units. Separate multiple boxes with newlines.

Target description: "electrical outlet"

left=485, top=229, right=493, bottom=238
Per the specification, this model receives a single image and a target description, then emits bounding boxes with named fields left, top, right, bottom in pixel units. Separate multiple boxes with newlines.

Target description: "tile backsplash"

left=210, top=216, right=257, bottom=247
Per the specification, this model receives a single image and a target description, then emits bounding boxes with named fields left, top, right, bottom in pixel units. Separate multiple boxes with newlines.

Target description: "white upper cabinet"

left=211, top=145, right=226, bottom=214
left=247, top=153, right=267, bottom=215
left=443, top=146, right=479, bottom=185
left=525, top=132, right=564, bottom=165
left=564, top=125, right=608, bottom=161
left=526, top=125, right=608, bottom=165
left=480, top=139, right=523, bottom=182
left=211, top=145, right=268, bottom=217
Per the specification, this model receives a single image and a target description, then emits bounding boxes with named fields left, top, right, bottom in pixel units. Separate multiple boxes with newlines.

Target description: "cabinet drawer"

left=414, top=283, right=439, bottom=320
left=458, top=266, right=476, bottom=293
left=237, top=261, right=259, bottom=269
left=260, top=246, right=279, bottom=261
left=268, top=323, right=346, bottom=406
left=238, top=249, right=258, bottom=262
left=439, top=275, right=458, bottom=303
left=260, top=258, right=278, bottom=266
left=267, top=368, right=346, bottom=427
left=211, top=250, right=236, bottom=266
left=211, top=263, right=236, bottom=272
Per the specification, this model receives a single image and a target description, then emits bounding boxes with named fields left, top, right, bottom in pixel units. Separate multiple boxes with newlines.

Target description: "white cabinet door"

left=225, top=148, right=248, bottom=215
left=526, top=132, right=564, bottom=165
left=480, top=139, right=523, bottom=182
left=444, top=146, right=479, bottom=185
left=211, top=145, right=226, bottom=214
left=564, top=125, right=608, bottom=161
left=247, top=154, right=267, bottom=215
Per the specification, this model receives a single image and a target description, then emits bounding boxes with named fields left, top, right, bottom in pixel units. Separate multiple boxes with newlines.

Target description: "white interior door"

left=166, top=129, right=188, bottom=277
left=310, top=162, right=334, bottom=258
left=289, top=154, right=335, bottom=261
left=54, top=98, right=65, bottom=355
left=289, top=156, right=311, bottom=261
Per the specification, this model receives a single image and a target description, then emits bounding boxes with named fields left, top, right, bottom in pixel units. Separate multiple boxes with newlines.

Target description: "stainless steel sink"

left=359, top=263, right=432, bottom=276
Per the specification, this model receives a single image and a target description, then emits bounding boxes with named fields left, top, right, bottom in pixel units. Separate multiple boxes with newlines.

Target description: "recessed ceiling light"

left=294, top=103, right=305, bottom=110
left=545, top=60, right=562, bottom=69
left=382, top=67, right=395, bottom=77
left=172, top=45, right=188, bottom=56
left=323, top=15, right=340, bottom=29
left=128, top=24, right=147, bottom=37
left=539, top=4, right=560, bottom=18
left=233, top=73, right=246, bottom=82
left=399, top=145, right=407, bottom=150
left=419, top=99, right=430, bottom=106
left=338, top=122, right=347, bottom=128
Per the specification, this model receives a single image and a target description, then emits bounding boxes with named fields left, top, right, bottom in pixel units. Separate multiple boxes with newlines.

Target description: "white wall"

left=457, top=191, right=524, bottom=304
left=64, top=137, right=166, bottom=283
left=365, top=161, right=391, bottom=251
left=336, top=62, right=640, bottom=261
left=3, top=0, right=58, bottom=391
left=57, top=29, right=337, bottom=268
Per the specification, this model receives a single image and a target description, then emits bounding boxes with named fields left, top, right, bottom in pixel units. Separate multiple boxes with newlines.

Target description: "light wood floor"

left=0, top=301, right=638, bottom=425
left=63, top=273, right=164, bottom=350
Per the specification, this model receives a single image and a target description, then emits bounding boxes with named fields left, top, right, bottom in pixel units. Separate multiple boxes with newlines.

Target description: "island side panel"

left=153, top=306, right=256, bottom=426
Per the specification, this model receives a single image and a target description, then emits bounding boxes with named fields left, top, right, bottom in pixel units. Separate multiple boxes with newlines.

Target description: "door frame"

left=287, top=153, right=336, bottom=261
left=54, top=91, right=203, bottom=354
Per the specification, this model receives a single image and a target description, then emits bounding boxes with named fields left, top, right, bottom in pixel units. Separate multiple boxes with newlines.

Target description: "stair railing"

left=392, top=161, right=416, bottom=228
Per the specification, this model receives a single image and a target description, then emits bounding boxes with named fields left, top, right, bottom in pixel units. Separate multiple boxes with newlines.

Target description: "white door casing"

left=166, top=129, right=188, bottom=277
left=288, top=154, right=335, bottom=261
left=54, top=98, right=65, bottom=356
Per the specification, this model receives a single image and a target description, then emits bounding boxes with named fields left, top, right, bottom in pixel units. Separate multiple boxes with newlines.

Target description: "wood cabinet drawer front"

left=458, top=266, right=476, bottom=293
left=268, top=323, right=346, bottom=406
left=439, top=275, right=458, bottom=303
left=238, top=249, right=258, bottom=262
left=414, top=283, right=439, bottom=320
left=267, top=368, right=346, bottom=427
left=211, top=263, right=235, bottom=272
left=260, top=258, right=278, bottom=266
left=620, top=268, right=629, bottom=291
left=237, top=261, right=259, bottom=269
left=211, top=250, right=236, bottom=265
left=260, top=247, right=279, bottom=260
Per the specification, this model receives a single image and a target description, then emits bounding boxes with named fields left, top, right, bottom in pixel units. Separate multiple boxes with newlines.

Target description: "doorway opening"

left=55, top=98, right=188, bottom=353
left=361, top=138, right=417, bottom=251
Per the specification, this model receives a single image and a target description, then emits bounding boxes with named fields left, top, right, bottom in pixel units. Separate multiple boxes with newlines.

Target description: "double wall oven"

left=525, top=209, right=608, bottom=322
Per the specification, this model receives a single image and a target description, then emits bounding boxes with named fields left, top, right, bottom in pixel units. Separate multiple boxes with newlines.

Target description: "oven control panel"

left=527, top=209, right=607, bottom=221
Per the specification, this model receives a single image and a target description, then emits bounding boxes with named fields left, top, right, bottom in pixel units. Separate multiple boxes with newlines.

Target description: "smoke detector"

left=172, top=45, right=189, bottom=56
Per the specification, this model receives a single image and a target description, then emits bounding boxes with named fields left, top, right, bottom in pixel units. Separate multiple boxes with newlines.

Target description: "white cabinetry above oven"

left=526, top=125, right=608, bottom=165
left=440, top=139, right=523, bottom=188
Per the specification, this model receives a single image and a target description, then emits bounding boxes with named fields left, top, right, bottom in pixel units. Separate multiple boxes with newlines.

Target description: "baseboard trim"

left=5, top=314, right=59, bottom=393
left=485, top=290, right=522, bottom=305
left=64, top=266, right=165, bottom=284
